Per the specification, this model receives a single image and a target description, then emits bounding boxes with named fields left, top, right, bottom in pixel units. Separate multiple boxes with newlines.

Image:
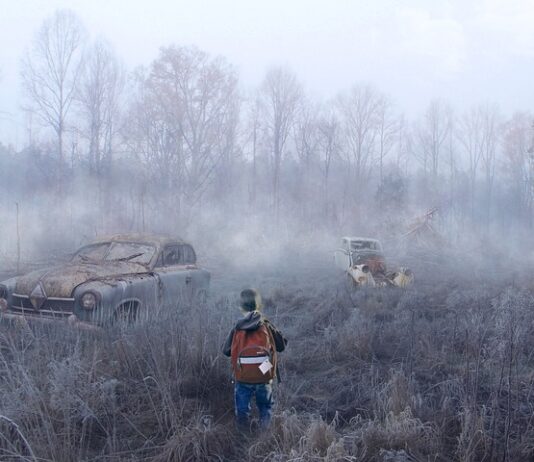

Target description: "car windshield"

left=73, top=243, right=109, bottom=262
left=73, top=242, right=156, bottom=265
left=350, top=240, right=380, bottom=251
left=105, top=242, right=155, bottom=264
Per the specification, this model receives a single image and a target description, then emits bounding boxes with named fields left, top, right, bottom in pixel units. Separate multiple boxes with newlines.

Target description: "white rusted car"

left=0, top=234, right=210, bottom=328
left=334, top=236, right=413, bottom=288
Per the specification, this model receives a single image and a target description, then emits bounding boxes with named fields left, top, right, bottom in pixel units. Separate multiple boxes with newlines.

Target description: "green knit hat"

left=240, top=288, right=262, bottom=312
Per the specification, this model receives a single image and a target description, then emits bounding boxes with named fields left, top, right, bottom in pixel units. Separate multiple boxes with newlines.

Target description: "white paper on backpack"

left=259, top=359, right=273, bottom=375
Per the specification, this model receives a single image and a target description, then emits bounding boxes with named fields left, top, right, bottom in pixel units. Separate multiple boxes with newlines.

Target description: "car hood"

left=14, top=261, right=149, bottom=298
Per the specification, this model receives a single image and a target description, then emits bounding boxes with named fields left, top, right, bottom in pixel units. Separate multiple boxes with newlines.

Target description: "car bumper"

left=0, top=311, right=102, bottom=332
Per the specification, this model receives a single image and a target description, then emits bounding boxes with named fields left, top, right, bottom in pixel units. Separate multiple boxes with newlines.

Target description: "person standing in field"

left=223, top=289, right=287, bottom=430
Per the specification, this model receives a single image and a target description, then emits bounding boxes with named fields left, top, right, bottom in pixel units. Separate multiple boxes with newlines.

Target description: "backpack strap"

left=265, top=326, right=282, bottom=384
left=265, top=326, right=280, bottom=383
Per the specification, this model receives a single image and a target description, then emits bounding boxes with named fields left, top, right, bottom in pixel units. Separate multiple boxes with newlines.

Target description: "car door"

left=334, top=239, right=351, bottom=270
left=179, top=244, right=206, bottom=298
left=154, top=244, right=193, bottom=308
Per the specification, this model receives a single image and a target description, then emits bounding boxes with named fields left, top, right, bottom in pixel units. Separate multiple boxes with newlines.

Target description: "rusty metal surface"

left=336, top=237, right=414, bottom=289
left=11, top=233, right=190, bottom=298
left=1, top=233, right=210, bottom=330
left=91, top=233, right=184, bottom=247
left=14, top=261, right=148, bottom=298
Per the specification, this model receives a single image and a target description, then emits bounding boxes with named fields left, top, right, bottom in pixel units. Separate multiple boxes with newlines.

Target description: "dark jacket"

left=223, top=311, right=287, bottom=357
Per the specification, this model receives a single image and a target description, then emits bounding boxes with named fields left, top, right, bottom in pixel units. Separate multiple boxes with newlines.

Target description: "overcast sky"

left=1, top=0, right=534, bottom=146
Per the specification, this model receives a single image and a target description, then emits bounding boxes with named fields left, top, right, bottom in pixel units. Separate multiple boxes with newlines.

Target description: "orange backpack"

left=231, top=324, right=277, bottom=383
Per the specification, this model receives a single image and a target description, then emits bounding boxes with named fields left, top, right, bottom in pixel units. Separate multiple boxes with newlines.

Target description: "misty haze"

left=0, top=1, right=534, bottom=461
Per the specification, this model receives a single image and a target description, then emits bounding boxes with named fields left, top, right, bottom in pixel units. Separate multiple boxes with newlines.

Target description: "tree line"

left=2, top=9, right=534, bottom=252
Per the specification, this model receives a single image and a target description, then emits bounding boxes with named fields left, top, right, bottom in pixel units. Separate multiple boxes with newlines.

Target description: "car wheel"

left=113, top=301, right=139, bottom=325
left=345, top=273, right=357, bottom=291
left=195, top=289, right=208, bottom=306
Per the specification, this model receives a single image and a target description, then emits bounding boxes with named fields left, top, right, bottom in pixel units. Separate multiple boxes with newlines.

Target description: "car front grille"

left=10, top=293, right=74, bottom=318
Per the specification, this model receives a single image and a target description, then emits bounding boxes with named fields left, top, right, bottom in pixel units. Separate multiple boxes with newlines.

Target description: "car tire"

left=113, top=301, right=139, bottom=325
left=345, top=273, right=357, bottom=291
left=195, top=289, right=208, bottom=306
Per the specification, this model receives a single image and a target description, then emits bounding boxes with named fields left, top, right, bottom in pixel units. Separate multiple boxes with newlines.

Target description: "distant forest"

left=1, top=9, right=533, bottom=259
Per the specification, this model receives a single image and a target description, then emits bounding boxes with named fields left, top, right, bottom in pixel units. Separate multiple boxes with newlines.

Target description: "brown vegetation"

left=0, top=261, right=533, bottom=461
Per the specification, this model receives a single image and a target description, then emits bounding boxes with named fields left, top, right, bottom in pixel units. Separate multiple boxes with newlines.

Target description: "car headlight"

left=0, top=285, right=8, bottom=312
left=81, top=292, right=98, bottom=310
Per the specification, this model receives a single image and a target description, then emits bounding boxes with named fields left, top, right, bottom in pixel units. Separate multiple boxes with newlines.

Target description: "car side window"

left=181, top=245, right=196, bottom=264
left=163, top=246, right=182, bottom=266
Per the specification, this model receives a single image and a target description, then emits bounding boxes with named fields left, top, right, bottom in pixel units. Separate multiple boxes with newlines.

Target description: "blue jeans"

left=234, top=381, right=273, bottom=430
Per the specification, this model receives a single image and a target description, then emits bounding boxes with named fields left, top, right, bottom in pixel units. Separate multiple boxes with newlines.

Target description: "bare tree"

left=75, top=40, right=124, bottom=232
left=333, top=85, right=386, bottom=225
left=77, top=40, right=124, bottom=175
left=443, top=115, right=461, bottom=232
left=502, top=112, right=534, bottom=227
left=259, top=67, right=302, bottom=219
left=124, top=68, right=183, bottom=226
left=126, top=46, right=239, bottom=226
left=376, top=95, right=399, bottom=184
left=293, top=98, right=320, bottom=218
left=317, top=103, right=340, bottom=218
left=458, top=104, right=500, bottom=224
left=479, top=104, right=501, bottom=226
left=414, top=100, right=452, bottom=181
left=245, top=94, right=262, bottom=208
left=395, top=115, right=411, bottom=176
left=336, top=84, right=382, bottom=199
left=458, top=107, right=483, bottom=216
left=21, top=10, right=85, bottom=190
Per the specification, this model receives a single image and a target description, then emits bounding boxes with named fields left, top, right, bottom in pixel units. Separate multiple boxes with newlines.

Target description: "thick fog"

left=0, top=4, right=533, bottom=271
left=4, top=5, right=534, bottom=461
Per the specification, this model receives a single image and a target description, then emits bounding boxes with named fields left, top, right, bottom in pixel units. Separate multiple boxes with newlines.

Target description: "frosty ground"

left=0, top=250, right=533, bottom=462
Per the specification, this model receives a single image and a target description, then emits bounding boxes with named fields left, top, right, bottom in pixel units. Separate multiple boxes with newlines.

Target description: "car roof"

left=342, top=236, right=381, bottom=243
left=90, top=233, right=186, bottom=248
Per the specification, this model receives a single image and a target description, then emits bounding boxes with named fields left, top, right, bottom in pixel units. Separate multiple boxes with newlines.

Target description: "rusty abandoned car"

left=0, top=234, right=210, bottom=328
left=334, top=236, right=414, bottom=288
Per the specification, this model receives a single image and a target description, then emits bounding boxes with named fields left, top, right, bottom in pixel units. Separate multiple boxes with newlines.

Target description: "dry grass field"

left=0, top=254, right=533, bottom=461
